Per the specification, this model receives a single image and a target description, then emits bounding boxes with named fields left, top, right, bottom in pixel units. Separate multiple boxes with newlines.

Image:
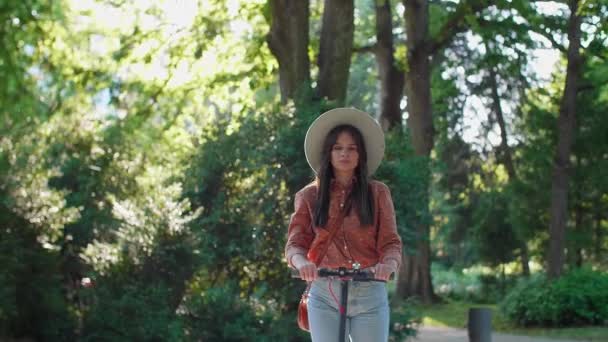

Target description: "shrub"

left=179, top=283, right=297, bottom=342
left=0, top=226, right=76, bottom=341
left=80, top=283, right=185, bottom=341
left=500, top=268, right=608, bottom=327
left=431, top=264, right=485, bottom=302
left=389, top=299, right=420, bottom=342
left=478, top=273, right=518, bottom=303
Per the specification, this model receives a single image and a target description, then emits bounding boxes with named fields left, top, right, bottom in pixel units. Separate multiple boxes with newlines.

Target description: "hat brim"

left=304, top=108, right=385, bottom=176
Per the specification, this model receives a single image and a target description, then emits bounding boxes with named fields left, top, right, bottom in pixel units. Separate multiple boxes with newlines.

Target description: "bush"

left=80, top=283, right=185, bottom=341
left=0, top=225, right=76, bottom=341
left=179, top=282, right=306, bottom=342
left=500, top=268, right=608, bottom=327
left=432, top=264, right=484, bottom=302
left=477, top=273, right=518, bottom=303
left=389, top=299, right=420, bottom=342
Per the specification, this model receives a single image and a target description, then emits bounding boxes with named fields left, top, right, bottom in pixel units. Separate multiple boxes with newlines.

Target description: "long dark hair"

left=313, top=125, right=374, bottom=227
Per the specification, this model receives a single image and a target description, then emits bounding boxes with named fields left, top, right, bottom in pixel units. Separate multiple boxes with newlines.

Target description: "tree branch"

left=533, top=27, right=567, bottom=54
left=577, top=83, right=596, bottom=93
left=476, top=17, right=568, bottom=54
left=352, top=38, right=406, bottom=55
left=352, top=44, right=377, bottom=54
left=428, top=0, right=492, bottom=56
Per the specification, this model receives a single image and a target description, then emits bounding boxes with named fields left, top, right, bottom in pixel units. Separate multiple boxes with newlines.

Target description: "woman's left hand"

left=373, top=262, right=397, bottom=281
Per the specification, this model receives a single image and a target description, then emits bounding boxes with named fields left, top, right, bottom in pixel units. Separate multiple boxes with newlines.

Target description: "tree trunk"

left=573, top=199, right=584, bottom=267
left=403, top=0, right=433, bottom=156
left=317, top=0, right=354, bottom=105
left=266, top=0, right=311, bottom=102
left=487, top=62, right=530, bottom=276
left=374, top=0, right=404, bottom=131
left=396, top=0, right=437, bottom=304
left=396, top=173, right=436, bottom=302
left=548, top=0, right=582, bottom=279
left=594, top=201, right=602, bottom=262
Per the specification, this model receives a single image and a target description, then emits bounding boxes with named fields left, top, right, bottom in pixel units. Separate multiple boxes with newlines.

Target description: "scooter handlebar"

left=290, top=267, right=394, bottom=281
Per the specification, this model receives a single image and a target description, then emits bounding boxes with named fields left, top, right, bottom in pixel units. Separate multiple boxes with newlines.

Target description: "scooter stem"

left=339, top=279, right=349, bottom=342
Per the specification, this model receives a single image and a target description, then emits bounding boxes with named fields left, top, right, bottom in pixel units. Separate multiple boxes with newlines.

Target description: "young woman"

left=285, top=108, right=402, bottom=341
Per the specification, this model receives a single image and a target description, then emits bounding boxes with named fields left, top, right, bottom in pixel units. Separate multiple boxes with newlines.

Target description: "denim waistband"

left=308, top=277, right=388, bottom=317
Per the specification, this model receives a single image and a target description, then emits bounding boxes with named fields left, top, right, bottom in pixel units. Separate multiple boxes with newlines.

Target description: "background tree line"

left=1, top=0, right=607, bottom=340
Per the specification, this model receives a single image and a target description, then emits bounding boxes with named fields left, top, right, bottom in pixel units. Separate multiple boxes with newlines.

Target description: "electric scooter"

left=292, top=264, right=392, bottom=342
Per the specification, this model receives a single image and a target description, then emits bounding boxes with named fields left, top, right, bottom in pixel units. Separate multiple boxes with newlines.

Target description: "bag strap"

left=301, top=207, right=348, bottom=295
left=312, top=206, right=348, bottom=266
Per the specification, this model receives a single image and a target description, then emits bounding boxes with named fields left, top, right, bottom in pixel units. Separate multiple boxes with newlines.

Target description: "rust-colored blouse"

left=285, top=179, right=402, bottom=270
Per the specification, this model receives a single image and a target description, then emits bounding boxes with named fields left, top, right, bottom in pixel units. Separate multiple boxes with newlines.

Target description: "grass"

left=412, top=300, right=608, bottom=341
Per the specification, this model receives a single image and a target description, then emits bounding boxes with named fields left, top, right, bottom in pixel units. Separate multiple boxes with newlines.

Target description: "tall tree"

left=317, top=0, right=355, bottom=105
left=487, top=62, right=531, bottom=276
left=480, top=31, right=532, bottom=275
left=548, top=0, right=583, bottom=278
left=398, top=0, right=436, bottom=303
left=374, top=0, right=404, bottom=130
left=266, top=0, right=311, bottom=102
left=397, top=0, right=491, bottom=303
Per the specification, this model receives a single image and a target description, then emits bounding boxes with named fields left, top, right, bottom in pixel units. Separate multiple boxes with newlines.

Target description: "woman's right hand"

left=293, top=255, right=317, bottom=282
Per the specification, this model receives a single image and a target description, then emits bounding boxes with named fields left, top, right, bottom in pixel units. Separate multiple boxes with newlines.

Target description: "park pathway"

left=413, top=325, right=600, bottom=342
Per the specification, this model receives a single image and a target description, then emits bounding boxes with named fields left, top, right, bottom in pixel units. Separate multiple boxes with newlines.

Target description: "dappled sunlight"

left=1, top=0, right=607, bottom=340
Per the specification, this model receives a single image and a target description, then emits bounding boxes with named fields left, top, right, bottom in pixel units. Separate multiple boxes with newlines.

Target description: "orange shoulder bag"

left=297, top=210, right=347, bottom=332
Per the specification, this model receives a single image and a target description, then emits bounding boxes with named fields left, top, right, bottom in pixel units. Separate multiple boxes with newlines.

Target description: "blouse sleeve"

left=376, top=184, right=403, bottom=268
left=284, top=190, right=315, bottom=268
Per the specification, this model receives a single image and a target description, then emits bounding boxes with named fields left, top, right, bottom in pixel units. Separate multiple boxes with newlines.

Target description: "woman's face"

left=330, top=131, right=359, bottom=175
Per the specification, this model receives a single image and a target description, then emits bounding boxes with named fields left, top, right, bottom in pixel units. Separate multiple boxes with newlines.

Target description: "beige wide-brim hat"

left=304, top=107, right=385, bottom=176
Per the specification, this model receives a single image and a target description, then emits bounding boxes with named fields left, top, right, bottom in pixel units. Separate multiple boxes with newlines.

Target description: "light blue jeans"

left=307, top=278, right=389, bottom=342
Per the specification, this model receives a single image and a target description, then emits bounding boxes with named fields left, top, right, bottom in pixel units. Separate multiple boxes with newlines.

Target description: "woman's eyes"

left=332, top=146, right=358, bottom=152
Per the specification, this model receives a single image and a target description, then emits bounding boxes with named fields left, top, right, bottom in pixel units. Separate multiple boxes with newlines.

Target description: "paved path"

left=413, top=325, right=593, bottom=342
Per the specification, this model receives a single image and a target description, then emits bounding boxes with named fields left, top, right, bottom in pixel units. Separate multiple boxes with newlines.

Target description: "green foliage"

left=477, top=273, right=518, bottom=304
left=432, top=263, right=482, bottom=301
left=389, top=299, right=420, bottom=341
left=376, top=128, right=429, bottom=248
left=0, top=0, right=63, bottom=137
left=347, top=52, right=378, bottom=115
left=183, top=102, right=316, bottom=291
left=431, top=263, right=518, bottom=303
left=180, top=101, right=327, bottom=341
left=180, top=282, right=283, bottom=342
left=471, top=189, right=520, bottom=267
left=81, top=282, right=184, bottom=342
left=512, top=46, right=608, bottom=270
left=500, top=268, right=608, bottom=327
left=432, top=135, right=480, bottom=268
left=0, top=216, right=76, bottom=341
